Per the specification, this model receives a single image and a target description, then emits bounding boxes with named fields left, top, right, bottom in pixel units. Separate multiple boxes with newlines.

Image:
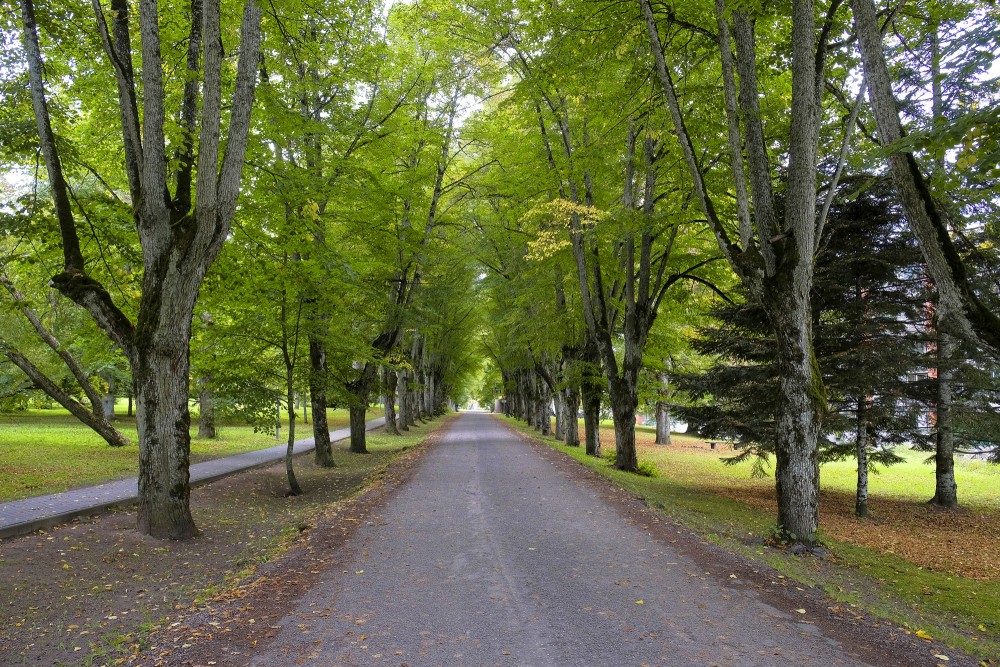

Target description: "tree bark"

left=851, top=0, right=1000, bottom=354
left=349, top=402, right=368, bottom=454
left=553, top=386, right=565, bottom=441
left=564, top=384, right=580, bottom=447
left=425, top=370, right=435, bottom=416
left=768, top=289, right=822, bottom=543
left=855, top=400, right=869, bottom=518
left=397, top=368, right=410, bottom=431
left=538, top=375, right=551, bottom=436
left=582, top=379, right=602, bottom=457
left=309, top=337, right=334, bottom=467
left=383, top=366, right=400, bottom=435
left=197, top=379, right=216, bottom=439
left=101, top=372, right=117, bottom=421
left=133, top=334, right=198, bottom=538
left=285, top=372, right=301, bottom=496
left=930, top=332, right=958, bottom=507
left=609, top=379, right=638, bottom=470
left=1, top=346, right=130, bottom=448
left=655, top=371, right=672, bottom=445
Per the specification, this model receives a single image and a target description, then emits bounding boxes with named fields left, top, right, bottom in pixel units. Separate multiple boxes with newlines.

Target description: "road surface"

left=246, top=412, right=937, bottom=666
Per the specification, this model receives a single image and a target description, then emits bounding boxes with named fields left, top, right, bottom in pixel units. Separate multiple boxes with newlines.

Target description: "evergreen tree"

left=676, top=180, right=932, bottom=516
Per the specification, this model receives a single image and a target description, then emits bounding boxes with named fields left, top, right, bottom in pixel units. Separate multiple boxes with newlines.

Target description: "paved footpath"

left=0, top=417, right=384, bottom=539
left=243, top=412, right=927, bottom=667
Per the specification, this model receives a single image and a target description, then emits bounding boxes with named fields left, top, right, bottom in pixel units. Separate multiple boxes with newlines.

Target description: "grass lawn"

left=514, top=417, right=1000, bottom=661
left=0, top=405, right=382, bottom=502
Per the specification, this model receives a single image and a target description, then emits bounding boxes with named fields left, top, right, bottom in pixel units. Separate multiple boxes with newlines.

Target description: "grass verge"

left=506, top=417, right=1000, bottom=662
left=0, top=407, right=381, bottom=501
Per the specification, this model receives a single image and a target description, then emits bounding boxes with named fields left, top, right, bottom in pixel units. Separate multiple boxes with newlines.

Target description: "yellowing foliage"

left=521, top=200, right=607, bottom=261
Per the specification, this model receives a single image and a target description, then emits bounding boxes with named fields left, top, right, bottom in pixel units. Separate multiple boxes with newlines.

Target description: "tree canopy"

left=2, top=0, right=998, bottom=543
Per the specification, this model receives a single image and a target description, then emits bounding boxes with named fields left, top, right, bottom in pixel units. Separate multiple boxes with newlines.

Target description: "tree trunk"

left=582, top=380, right=602, bottom=457
left=309, top=336, right=334, bottom=467
left=534, top=374, right=548, bottom=435
left=855, top=400, right=869, bottom=518
left=930, top=332, right=958, bottom=507
left=521, top=372, right=533, bottom=428
left=349, top=402, right=368, bottom=453
left=409, top=375, right=420, bottom=424
left=397, top=369, right=410, bottom=431
left=1, top=347, right=130, bottom=448
left=609, top=382, right=638, bottom=471
left=383, top=366, right=400, bottom=435
left=655, top=371, right=671, bottom=445
left=413, top=372, right=424, bottom=421
left=127, top=392, right=133, bottom=417
left=197, top=379, right=216, bottom=439
left=554, top=387, right=565, bottom=441
left=285, top=376, right=301, bottom=496
left=768, top=289, right=823, bottom=545
left=102, top=393, right=116, bottom=420
left=564, top=385, right=580, bottom=447
left=539, top=388, right=551, bottom=436
left=102, top=373, right=117, bottom=421
left=134, top=335, right=198, bottom=539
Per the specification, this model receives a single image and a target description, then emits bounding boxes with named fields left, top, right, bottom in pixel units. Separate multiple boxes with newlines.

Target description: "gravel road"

left=247, top=412, right=946, bottom=667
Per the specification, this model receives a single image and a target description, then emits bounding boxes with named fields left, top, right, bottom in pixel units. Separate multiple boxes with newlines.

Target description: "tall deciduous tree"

left=18, top=0, right=262, bottom=537
left=640, top=0, right=846, bottom=543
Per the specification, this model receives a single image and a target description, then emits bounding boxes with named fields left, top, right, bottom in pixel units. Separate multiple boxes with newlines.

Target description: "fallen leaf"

left=635, top=600, right=644, bottom=605
left=794, top=609, right=806, bottom=614
left=915, top=630, right=933, bottom=640
left=934, top=656, right=949, bottom=661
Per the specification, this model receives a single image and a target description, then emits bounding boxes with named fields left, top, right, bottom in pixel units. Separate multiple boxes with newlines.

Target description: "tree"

left=847, top=0, right=1000, bottom=507
left=851, top=0, right=1000, bottom=356
left=0, top=267, right=129, bottom=448
left=639, top=0, right=854, bottom=544
left=470, top=0, right=727, bottom=472
left=676, top=179, right=932, bottom=518
left=17, top=0, right=262, bottom=537
left=252, top=0, right=398, bottom=466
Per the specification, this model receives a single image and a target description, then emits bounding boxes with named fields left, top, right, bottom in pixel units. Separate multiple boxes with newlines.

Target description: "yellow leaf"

left=978, top=625, right=987, bottom=632
left=301, top=200, right=320, bottom=221
left=794, top=609, right=806, bottom=614
left=915, top=629, right=933, bottom=640
left=635, top=600, right=644, bottom=605
left=934, top=655, right=949, bottom=661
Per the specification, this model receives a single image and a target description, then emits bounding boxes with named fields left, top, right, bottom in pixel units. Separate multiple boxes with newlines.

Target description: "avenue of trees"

left=1, top=0, right=998, bottom=545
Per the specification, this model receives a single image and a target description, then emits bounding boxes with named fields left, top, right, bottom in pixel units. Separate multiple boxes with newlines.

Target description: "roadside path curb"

left=0, top=417, right=385, bottom=540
